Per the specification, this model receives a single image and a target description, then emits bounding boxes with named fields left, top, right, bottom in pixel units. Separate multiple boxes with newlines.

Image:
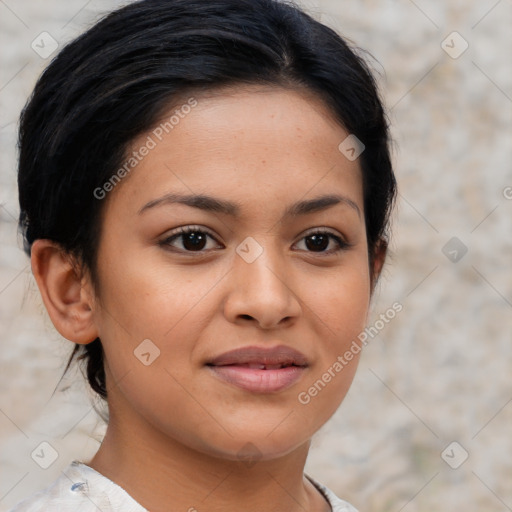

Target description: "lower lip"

left=207, top=365, right=306, bottom=393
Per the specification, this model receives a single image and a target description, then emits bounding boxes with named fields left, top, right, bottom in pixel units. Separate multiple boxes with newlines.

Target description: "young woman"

left=12, top=0, right=396, bottom=510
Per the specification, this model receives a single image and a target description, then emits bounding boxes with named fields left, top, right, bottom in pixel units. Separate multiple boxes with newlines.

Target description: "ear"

left=370, top=238, right=388, bottom=294
left=30, top=239, right=98, bottom=344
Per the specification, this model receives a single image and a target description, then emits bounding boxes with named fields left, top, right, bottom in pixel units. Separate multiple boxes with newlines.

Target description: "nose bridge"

left=226, top=235, right=301, bottom=327
left=235, top=234, right=287, bottom=287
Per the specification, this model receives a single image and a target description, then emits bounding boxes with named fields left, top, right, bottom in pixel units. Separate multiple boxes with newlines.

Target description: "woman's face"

left=91, top=85, right=377, bottom=461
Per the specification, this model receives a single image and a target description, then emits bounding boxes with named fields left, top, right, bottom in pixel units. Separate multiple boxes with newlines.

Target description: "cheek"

left=307, top=257, right=371, bottom=341
left=93, top=255, right=213, bottom=431
left=292, top=257, right=370, bottom=422
left=95, top=250, right=204, bottom=339
left=92, top=248, right=220, bottom=394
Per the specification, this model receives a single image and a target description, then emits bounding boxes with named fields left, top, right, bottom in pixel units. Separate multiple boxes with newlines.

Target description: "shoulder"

left=305, top=473, right=359, bottom=512
left=7, top=460, right=147, bottom=512
left=7, top=464, right=92, bottom=512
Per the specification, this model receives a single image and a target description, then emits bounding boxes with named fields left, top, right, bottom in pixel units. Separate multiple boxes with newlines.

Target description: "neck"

left=87, top=398, right=330, bottom=512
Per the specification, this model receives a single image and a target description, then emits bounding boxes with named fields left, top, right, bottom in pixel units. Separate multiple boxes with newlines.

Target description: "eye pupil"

left=306, top=234, right=329, bottom=252
left=183, top=232, right=207, bottom=251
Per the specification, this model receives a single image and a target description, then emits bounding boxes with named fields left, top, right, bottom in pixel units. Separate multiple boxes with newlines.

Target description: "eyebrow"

left=139, top=192, right=361, bottom=219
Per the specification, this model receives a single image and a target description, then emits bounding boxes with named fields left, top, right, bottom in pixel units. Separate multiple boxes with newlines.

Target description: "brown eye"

left=294, top=230, right=350, bottom=254
left=179, top=231, right=208, bottom=251
left=305, top=233, right=330, bottom=251
left=160, top=226, right=221, bottom=252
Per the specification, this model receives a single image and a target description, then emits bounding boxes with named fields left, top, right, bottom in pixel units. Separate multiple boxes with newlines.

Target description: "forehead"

left=105, top=85, right=363, bottom=219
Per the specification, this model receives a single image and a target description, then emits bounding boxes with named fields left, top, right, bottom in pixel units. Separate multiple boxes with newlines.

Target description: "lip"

left=207, top=345, right=308, bottom=367
left=206, top=345, right=308, bottom=393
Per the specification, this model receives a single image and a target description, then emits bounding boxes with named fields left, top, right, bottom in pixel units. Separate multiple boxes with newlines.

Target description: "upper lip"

left=207, top=345, right=308, bottom=367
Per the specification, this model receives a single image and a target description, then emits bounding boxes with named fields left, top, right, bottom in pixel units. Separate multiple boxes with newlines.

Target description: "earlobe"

left=30, top=239, right=98, bottom=344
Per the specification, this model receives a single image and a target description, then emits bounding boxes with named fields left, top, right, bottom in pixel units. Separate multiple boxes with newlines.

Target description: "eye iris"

left=183, top=231, right=207, bottom=251
left=306, top=234, right=329, bottom=251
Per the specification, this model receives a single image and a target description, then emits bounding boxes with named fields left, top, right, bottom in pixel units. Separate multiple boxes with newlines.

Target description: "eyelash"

left=159, top=225, right=351, bottom=255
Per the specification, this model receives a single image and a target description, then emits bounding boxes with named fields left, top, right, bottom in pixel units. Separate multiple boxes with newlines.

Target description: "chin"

left=195, top=430, right=310, bottom=465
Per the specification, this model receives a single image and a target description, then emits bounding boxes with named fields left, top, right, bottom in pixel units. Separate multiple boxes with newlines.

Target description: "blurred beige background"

left=1, top=1, right=511, bottom=511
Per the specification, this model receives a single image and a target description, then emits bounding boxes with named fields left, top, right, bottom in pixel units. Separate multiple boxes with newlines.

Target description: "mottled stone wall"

left=1, top=1, right=510, bottom=510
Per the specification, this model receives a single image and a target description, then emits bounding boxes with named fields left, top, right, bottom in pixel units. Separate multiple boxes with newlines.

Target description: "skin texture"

left=31, top=85, right=386, bottom=512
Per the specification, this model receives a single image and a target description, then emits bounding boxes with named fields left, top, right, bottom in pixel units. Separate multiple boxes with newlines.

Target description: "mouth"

left=206, top=344, right=308, bottom=367
left=218, top=363, right=302, bottom=370
left=206, top=345, right=308, bottom=393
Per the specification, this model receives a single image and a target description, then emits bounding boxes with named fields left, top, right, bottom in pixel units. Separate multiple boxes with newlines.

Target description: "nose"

left=223, top=242, right=302, bottom=329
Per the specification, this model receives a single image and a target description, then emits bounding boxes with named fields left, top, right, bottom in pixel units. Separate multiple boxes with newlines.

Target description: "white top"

left=8, top=460, right=358, bottom=512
